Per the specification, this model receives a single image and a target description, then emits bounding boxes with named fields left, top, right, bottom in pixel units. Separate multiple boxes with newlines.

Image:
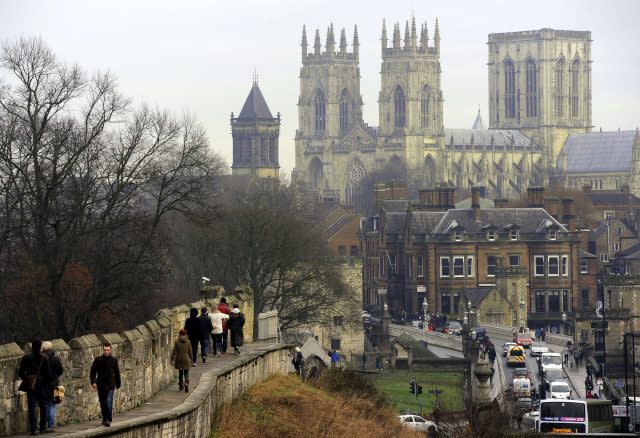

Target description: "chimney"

left=418, top=183, right=455, bottom=211
left=561, top=197, right=577, bottom=232
left=494, top=198, right=509, bottom=209
left=543, top=197, right=561, bottom=220
left=527, top=186, right=545, bottom=208
left=471, top=186, right=482, bottom=222
left=388, top=181, right=408, bottom=200
left=373, top=183, right=388, bottom=211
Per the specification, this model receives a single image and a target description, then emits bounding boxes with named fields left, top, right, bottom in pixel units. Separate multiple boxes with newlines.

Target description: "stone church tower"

left=231, top=80, right=280, bottom=179
left=487, top=29, right=592, bottom=168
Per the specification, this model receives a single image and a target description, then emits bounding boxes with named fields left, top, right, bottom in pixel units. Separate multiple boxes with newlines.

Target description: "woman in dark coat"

left=18, top=339, right=53, bottom=435
left=227, top=306, right=245, bottom=354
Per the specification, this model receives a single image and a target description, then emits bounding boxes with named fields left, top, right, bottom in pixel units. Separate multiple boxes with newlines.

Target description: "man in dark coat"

left=90, top=343, right=121, bottom=427
left=184, top=307, right=201, bottom=366
left=42, top=341, right=63, bottom=431
left=18, top=339, right=53, bottom=435
left=227, top=305, right=245, bottom=354
left=218, top=298, right=231, bottom=353
left=197, top=307, right=213, bottom=363
left=292, top=347, right=303, bottom=376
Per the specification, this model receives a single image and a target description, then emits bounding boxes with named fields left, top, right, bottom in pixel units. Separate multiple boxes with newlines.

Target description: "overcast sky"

left=2, top=0, right=639, bottom=175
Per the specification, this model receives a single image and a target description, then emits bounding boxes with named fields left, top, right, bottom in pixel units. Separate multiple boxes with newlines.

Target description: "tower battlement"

left=301, top=24, right=359, bottom=63
left=381, top=17, right=440, bottom=58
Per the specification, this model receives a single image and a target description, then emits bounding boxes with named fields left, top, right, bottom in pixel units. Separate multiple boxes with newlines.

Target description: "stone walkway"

left=13, top=343, right=273, bottom=437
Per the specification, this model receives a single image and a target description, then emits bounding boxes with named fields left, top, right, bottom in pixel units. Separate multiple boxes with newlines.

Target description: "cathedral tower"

left=231, top=79, right=280, bottom=179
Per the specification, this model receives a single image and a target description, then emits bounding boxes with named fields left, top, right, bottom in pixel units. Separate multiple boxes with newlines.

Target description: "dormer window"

left=548, top=231, right=557, bottom=241
left=487, top=231, right=496, bottom=241
left=453, top=231, right=462, bottom=241
left=509, top=230, right=519, bottom=241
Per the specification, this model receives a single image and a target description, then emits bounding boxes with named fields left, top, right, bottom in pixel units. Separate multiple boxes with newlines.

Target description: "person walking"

left=374, top=347, right=383, bottom=371
left=541, top=328, right=546, bottom=342
left=42, top=341, right=63, bottom=432
left=292, top=347, right=303, bottom=376
left=18, top=339, right=53, bottom=435
left=361, top=351, right=367, bottom=370
left=90, top=343, right=121, bottom=427
left=184, top=308, right=201, bottom=366
left=596, top=377, right=604, bottom=398
left=170, top=329, right=193, bottom=393
left=218, top=298, right=231, bottom=353
left=197, top=307, right=213, bottom=363
left=227, top=305, right=245, bottom=355
left=208, top=305, right=229, bottom=358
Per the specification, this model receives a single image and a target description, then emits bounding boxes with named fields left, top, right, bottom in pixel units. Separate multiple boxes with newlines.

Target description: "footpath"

left=547, top=344, right=589, bottom=399
left=13, top=342, right=275, bottom=437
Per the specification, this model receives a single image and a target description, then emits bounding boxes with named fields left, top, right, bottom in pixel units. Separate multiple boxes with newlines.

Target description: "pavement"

left=13, top=343, right=272, bottom=437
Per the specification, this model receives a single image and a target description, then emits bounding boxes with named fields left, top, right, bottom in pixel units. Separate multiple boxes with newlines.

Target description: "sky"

left=1, top=0, right=639, bottom=176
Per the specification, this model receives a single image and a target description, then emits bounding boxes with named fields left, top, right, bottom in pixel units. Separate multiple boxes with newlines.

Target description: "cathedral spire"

left=314, top=28, right=321, bottom=55
left=420, top=23, right=427, bottom=49
left=434, top=18, right=440, bottom=53
left=410, top=16, right=417, bottom=48
left=353, top=25, right=359, bottom=58
left=326, top=23, right=336, bottom=55
left=301, top=25, right=308, bottom=58
left=404, top=20, right=410, bottom=49
left=339, top=28, right=347, bottom=54
left=393, top=23, right=401, bottom=48
left=381, top=19, right=388, bottom=50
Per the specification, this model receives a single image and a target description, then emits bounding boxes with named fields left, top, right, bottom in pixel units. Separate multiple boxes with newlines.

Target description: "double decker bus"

left=538, top=399, right=614, bottom=433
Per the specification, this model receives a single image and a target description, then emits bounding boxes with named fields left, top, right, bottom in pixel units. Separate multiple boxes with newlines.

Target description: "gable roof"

left=584, top=190, right=640, bottom=207
left=443, top=128, right=538, bottom=149
left=562, top=130, right=638, bottom=173
left=431, top=208, right=567, bottom=234
left=237, top=83, right=273, bottom=120
left=616, top=241, right=640, bottom=260
left=467, top=287, right=494, bottom=308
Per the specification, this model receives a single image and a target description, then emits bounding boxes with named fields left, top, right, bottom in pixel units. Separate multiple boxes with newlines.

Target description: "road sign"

left=417, top=285, right=426, bottom=293
left=428, top=389, right=444, bottom=395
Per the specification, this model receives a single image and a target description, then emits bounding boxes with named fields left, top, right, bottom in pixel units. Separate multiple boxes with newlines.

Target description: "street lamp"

left=423, top=297, right=429, bottom=325
left=562, top=312, right=567, bottom=337
left=519, top=299, right=526, bottom=330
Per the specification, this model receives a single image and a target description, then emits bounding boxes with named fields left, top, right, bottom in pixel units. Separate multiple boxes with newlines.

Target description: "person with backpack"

left=218, top=298, right=231, bottom=353
left=227, top=305, right=245, bottom=355
left=41, top=341, right=63, bottom=432
left=170, top=329, right=193, bottom=392
left=197, top=307, right=213, bottom=363
left=208, top=304, right=229, bottom=358
left=292, top=347, right=303, bottom=376
left=18, top=339, right=53, bottom=435
left=184, top=308, right=201, bottom=366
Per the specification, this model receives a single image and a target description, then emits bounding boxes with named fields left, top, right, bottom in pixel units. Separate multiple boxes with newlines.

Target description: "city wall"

left=0, top=287, right=255, bottom=436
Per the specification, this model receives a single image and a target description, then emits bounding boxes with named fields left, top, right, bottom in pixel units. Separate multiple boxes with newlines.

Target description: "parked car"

left=398, top=415, right=438, bottom=433
left=513, top=332, right=533, bottom=348
left=549, top=381, right=571, bottom=399
left=530, top=341, right=549, bottom=356
left=502, top=342, right=517, bottom=357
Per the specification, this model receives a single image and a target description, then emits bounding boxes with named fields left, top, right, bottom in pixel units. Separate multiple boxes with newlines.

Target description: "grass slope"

left=212, top=372, right=422, bottom=438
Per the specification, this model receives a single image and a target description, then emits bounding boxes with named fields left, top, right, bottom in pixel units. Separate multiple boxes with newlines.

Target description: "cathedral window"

left=421, top=86, right=430, bottom=128
left=503, top=60, right=516, bottom=119
left=571, top=59, right=581, bottom=118
left=555, top=59, right=565, bottom=117
left=525, top=59, right=538, bottom=118
left=394, top=86, right=406, bottom=128
left=309, top=157, right=323, bottom=189
left=314, top=90, right=326, bottom=134
left=339, top=89, right=349, bottom=135
left=344, top=158, right=366, bottom=207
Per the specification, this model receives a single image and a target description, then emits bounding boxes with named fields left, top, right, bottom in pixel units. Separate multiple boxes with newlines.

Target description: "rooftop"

left=562, top=130, right=639, bottom=174
left=237, top=82, right=274, bottom=121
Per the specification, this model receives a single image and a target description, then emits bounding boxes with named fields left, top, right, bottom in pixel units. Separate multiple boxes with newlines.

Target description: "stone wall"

left=0, top=288, right=254, bottom=436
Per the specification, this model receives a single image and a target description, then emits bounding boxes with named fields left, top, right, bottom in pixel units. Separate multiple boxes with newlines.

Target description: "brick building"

left=362, top=186, right=583, bottom=335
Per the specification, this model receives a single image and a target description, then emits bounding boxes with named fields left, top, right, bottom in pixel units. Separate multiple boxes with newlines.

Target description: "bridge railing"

left=481, top=323, right=572, bottom=347
left=389, top=324, right=463, bottom=351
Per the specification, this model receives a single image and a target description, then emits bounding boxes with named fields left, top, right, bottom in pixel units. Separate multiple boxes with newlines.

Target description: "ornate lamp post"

left=562, top=312, right=567, bottom=336
left=423, top=297, right=429, bottom=326
left=519, top=299, right=526, bottom=330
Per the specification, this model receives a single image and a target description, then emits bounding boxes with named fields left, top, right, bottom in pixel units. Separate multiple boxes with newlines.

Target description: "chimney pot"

left=471, top=186, right=482, bottom=222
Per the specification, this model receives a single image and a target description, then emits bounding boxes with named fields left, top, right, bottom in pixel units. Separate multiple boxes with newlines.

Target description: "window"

left=406, top=255, right=413, bottom=278
left=350, top=245, right=358, bottom=256
left=509, top=230, right=519, bottom=241
left=625, top=264, right=631, bottom=275
left=562, top=290, right=569, bottom=312
left=581, top=289, right=589, bottom=308
left=535, top=290, right=546, bottom=313
left=600, top=254, right=609, bottom=263
left=379, top=255, right=385, bottom=277
left=338, top=245, right=346, bottom=256
left=453, top=292, right=460, bottom=313
left=534, top=256, right=545, bottom=276
left=525, top=59, right=538, bottom=117
left=548, top=290, right=560, bottom=312
left=339, top=89, right=349, bottom=135
left=555, top=58, right=565, bottom=117
left=487, top=230, right=496, bottom=241
left=441, top=291, right=451, bottom=313
left=467, top=256, right=474, bottom=277
left=604, top=210, right=615, bottom=220
left=548, top=256, right=559, bottom=276
left=333, top=316, right=343, bottom=327
left=561, top=255, right=568, bottom=276
left=504, top=60, right=516, bottom=119
left=417, top=256, right=424, bottom=278
left=548, top=231, right=557, bottom=241
left=421, top=86, right=430, bottom=128
left=580, top=259, right=588, bottom=273
left=570, top=59, right=581, bottom=117
left=611, top=243, right=620, bottom=252
left=453, top=231, right=462, bottom=241
left=487, top=255, right=497, bottom=276
left=314, top=90, right=326, bottom=133
left=580, top=330, right=588, bottom=342
left=389, top=254, right=397, bottom=272
left=440, top=257, right=450, bottom=278
left=453, top=257, right=465, bottom=277
left=509, top=255, right=520, bottom=267
left=616, top=226, right=622, bottom=236
left=330, top=339, right=341, bottom=350
left=594, top=331, right=604, bottom=351
left=394, top=86, right=406, bottom=128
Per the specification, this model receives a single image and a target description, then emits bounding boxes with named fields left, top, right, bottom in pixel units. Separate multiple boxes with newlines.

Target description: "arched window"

left=268, top=134, right=276, bottom=164
left=555, top=58, right=565, bottom=117
left=314, top=90, right=326, bottom=134
left=504, top=60, right=516, bottom=119
left=260, top=136, right=267, bottom=163
left=309, top=157, right=323, bottom=189
left=339, top=89, right=349, bottom=135
left=242, top=137, right=251, bottom=164
left=525, top=59, right=538, bottom=118
left=344, top=158, right=366, bottom=207
left=425, top=155, right=436, bottom=186
left=394, top=86, right=406, bottom=128
left=571, top=59, right=581, bottom=117
left=421, top=85, right=430, bottom=128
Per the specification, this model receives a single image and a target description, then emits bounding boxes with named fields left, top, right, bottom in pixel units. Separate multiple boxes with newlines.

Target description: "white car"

left=530, top=341, right=550, bottom=356
left=540, top=352, right=563, bottom=374
left=549, top=381, right=572, bottom=399
left=398, top=415, right=438, bottom=433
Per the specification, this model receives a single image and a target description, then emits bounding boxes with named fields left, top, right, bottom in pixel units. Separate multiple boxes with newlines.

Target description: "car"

left=530, top=341, right=549, bottom=356
left=472, top=327, right=487, bottom=342
left=522, top=409, right=540, bottom=431
left=543, top=369, right=566, bottom=391
left=502, top=342, right=517, bottom=357
left=515, top=397, right=534, bottom=412
left=513, top=332, right=533, bottom=348
left=446, top=321, right=462, bottom=335
left=512, top=369, right=530, bottom=379
left=507, top=345, right=526, bottom=367
left=398, top=415, right=438, bottom=433
left=539, top=352, right=563, bottom=375
left=549, top=381, right=571, bottom=399
left=513, top=377, right=532, bottom=397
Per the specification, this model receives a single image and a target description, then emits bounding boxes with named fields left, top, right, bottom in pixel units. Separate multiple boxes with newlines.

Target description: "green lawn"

left=368, top=369, right=465, bottom=415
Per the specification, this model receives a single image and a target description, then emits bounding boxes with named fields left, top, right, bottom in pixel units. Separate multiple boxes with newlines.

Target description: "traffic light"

left=409, top=379, right=416, bottom=394
left=417, top=385, right=423, bottom=395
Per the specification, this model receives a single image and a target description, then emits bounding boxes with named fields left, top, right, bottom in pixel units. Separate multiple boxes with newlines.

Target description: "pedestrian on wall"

left=42, top=341, right=63, bottom=432
left=375, top=346, right=383, bottom=371
left=208, top=304, right=229, bottom=358
left=596, top=377, right=604, bottom=398
left=170, top=329, right=193, bottom=393
left=541, top=328, right=546, bottom=342
left=90, top=343, right=121, bottom=428
left=17, top=339, right=53, bottom=435
left=330, top=350, right=339, bottom=369
left=184, top=308, right=201, bottom=366
left=218, top=297, right=231, bottom=353
left=198, top=307, right=213, bottom=363
left=361, top=351, right=367, bottom=370
left=292, top=347, right=303, bottom=376
left=227, top=305, right=245, bottom=355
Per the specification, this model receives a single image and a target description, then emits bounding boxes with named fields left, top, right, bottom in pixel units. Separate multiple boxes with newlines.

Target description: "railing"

left=389, top=324, right=463, bottom=351
left=482, top=322, right=572, bottom=347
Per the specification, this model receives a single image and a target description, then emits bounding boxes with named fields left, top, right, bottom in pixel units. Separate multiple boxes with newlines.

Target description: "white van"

left=540, top=352, right=562, bottom=374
